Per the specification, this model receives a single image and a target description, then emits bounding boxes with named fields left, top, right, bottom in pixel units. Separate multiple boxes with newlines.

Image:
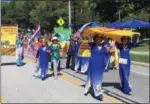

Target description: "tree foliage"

left=2, top=0, right=150, bottom=33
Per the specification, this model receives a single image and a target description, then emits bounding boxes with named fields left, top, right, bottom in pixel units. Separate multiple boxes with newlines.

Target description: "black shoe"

left=99, top=95, right=103, bottom=101
left=66, top=67, right=69, bottom=69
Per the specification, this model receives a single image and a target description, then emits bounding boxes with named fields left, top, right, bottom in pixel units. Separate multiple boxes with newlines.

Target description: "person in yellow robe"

left=109, top=40, right=119, bottom=70
left=75, top=36, right=91, bottom=73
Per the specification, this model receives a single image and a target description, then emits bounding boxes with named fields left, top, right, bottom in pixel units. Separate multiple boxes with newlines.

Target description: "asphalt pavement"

left=1, top=56, right=149, bottom=103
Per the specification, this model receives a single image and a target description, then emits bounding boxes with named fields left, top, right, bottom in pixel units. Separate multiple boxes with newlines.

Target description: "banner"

left=54, top=27, right=72, bottom=41
left=24, top=47, right=37, bottom=60
left=54, top=27, right=72, bottom=57
left=1, top=25, right=18, bottom=55
left=78, top=40, right=91, bottom=57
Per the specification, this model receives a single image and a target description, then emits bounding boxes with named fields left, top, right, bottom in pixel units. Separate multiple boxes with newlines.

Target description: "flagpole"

left=68, top=0, right=71, bottom=28
left=0, top=0, right=1, bottom=66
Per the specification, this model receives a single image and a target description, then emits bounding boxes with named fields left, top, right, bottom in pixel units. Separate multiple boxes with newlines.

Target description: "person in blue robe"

left=80, top=57, right=90, bottom=73
left=84, top=35, right=113, bottom=101
left=16, top=34, right=24, bottom=66
left=116, top=36, right=139, bottom=95
left=104, top=37, right=111, bottom=72
left=35, top=39, right=51, bottom=80
left=74, top=37, right=81, bottom=72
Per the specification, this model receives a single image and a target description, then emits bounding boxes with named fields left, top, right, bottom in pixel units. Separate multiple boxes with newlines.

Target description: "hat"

left=52, top=36, right=58, bottom=41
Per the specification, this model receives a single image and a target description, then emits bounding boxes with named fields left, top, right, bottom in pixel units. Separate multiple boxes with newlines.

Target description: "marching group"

left=16, top=33, right=139, bottom=101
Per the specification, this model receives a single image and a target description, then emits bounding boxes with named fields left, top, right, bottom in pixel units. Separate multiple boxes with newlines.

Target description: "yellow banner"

left=1, top=25, right=18, bottom=55
left=78, top=40, right=91, bottom=57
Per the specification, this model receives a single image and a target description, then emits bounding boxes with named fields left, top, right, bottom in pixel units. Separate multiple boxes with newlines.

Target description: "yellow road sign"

left=57, top=18, right=65, bottom=26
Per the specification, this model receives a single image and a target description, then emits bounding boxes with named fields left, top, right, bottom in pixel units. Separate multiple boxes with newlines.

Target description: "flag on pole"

left=28, top=25, right=40, bottom=46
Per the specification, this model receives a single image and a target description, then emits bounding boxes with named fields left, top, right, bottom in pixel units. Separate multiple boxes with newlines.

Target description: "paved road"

left=1, top=56, right=149, bottom=103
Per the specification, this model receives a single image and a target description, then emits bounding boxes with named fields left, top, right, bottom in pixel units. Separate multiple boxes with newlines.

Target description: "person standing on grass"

left=116, top=36, right=139, bottom=95
left=16, top=34, right=24, bottom=66
left=35, top=39, right=51, bottom=80
left=84, top=35, right=114, bottom=101
left=50, top=36, right=61, bottom=80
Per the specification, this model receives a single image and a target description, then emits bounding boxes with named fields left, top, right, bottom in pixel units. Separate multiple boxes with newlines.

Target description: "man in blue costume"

left=116, top=36, right=139, bottom=95
left=35, top=39, right=51, bottom=80
left=84, top=35, right=113, bottom=101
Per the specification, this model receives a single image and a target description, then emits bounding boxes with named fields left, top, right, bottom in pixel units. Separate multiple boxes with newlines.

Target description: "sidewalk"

left=131, top=61, right=149, bottom=67
left=130, top=51, right=149, bottom=55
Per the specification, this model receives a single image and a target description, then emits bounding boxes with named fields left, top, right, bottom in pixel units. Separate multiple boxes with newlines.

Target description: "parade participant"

left=66, top=35, right=76, bottom=70
left=109, top=39, right=118, bottom=70
left=74, top=36, right=81, bottom=73
left=16, top=34, right=24, bottom=66
left=50, top=36, right=61, bottom=79
left=104, top=37, right=111, bottom=72
left=84, top=35, right=113, bottom=101
left=35, top=39, right=51, bottom=80
left=48, top=36, right=52, bottom=70
left=33, top=36, right=43, bottom=76
left=75, top=36, right=91, bottom=73
left=116, top=36, right=139, bottom=95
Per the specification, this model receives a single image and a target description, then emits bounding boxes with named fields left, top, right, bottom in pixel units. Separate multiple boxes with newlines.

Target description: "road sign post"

left=57, top=18, right=65, bottom=27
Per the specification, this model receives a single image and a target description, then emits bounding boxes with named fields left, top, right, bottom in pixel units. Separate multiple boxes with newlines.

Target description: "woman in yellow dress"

left=109, top=39, right=119, bottom=70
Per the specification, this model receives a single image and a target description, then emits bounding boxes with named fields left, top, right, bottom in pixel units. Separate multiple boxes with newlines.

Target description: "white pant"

left=52, top=60, right=60, bottom=77
left=16, top=47, right=23, bottom=60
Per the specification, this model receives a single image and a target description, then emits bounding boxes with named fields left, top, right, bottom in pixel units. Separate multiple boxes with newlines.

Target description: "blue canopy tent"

left=118, top=19, right=150, bottom=29
left=105, top=21, right=123, bottom=28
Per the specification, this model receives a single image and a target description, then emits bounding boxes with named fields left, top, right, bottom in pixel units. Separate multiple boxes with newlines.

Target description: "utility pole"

left=68, top=0, right=71, bottom=29
left=73, top=0, right=76, bottom=32
left=0, top=0, right=1, bottom=66
left=119, top=10, right=121, bottom=22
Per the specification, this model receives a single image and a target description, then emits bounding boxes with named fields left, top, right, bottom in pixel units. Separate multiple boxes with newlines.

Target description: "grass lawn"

left=130, top=54, right=149, bottom=63
left=131, top=39, right=149, bottom=52
left=131, top=44, right=149, bottom=52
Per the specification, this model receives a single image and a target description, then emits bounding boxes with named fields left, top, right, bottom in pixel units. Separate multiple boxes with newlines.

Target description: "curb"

left=131, top=61, right=149, bottom=67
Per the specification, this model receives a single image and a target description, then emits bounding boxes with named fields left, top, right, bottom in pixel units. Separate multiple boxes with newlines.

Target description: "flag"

left=28, top=25, right=40, bottom=46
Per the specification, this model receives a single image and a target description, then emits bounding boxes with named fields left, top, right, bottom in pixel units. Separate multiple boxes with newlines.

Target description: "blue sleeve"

left=115, top=42, right=122, bottom=50
left=128, top=42, right=137, bottom=49
left=88, top=42, right=94, bottom=47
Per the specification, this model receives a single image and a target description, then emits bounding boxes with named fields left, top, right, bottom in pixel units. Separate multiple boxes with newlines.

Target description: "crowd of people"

left=15, top=32, right=139, bottom=101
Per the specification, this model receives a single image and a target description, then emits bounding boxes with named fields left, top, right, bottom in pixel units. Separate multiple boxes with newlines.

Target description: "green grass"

left=131, top=54, right=149, bottom=63
left=131, top=40, right=149, bottom=52
left=131, top=44, right=149, bottom=52
left=1, top=51, right=6, bottom=56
